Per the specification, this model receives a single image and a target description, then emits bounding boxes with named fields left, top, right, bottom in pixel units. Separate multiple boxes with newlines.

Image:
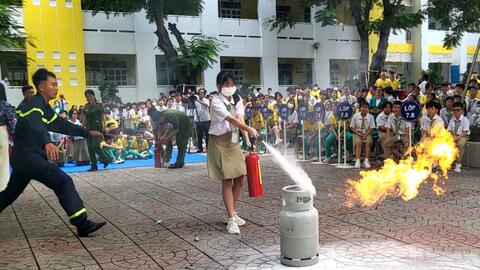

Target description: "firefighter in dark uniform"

left=0, top=69, right=106, bottom=237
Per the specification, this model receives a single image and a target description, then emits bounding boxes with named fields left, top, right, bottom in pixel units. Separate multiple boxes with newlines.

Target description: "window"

left=219, top=1, right=241, bottom=18
left=36, top=51, right=44, bottom=59
left=37, top=65, right=45, bottom=69
left=53, top=52, right=60, bottom=59
left=278, top=64, right=293, bottom=85
left=305, top=63, right=313, bottom=84
left=330, top=62, right=340, bottom=86
left=86, top=60, right=129, bottom=85
left=222, top=62, right=244, bottom=85
left=156, top=57, right=174, bottom=85
left=276, top=5, right=291, bottom=19
left=65, top=0, right=72, bottom=8
left=304, top=7, right=311, bottom=23
left=57, top=78, right=62, bottom=87
left=54, top=65, right=61, bottom=72
left=69, top=65, right=77, bottom=73
left=49, top=0, right=56, bottom=7
left=33, top=0, right=40, bottom=5
left=68, top=52, right=76, bottom=59
left=406, top=30, right=412, bottom=43
left=70, top=79, right=78, bottom=86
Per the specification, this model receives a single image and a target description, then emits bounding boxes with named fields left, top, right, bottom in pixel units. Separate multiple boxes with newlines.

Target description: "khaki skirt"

left=207, top=132, right=246, bottom=180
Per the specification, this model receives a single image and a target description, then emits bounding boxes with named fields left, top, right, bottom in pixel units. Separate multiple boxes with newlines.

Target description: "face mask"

left=314, top=87, right=318, bottom=90
left=288, top=103, right=294, bottom=109
left=152, top=101, right=157, bottom=106
left=221, top=86, right=237, bottom=97
left=298, top=96, right=303, bottom=100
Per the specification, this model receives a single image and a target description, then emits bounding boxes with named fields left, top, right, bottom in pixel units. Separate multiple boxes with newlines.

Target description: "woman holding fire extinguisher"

left=208, top=71, right=259, bottom=234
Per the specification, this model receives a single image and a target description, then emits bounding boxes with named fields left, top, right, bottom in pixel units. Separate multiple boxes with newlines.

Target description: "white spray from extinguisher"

left=264, top=142, right=316, bottom=196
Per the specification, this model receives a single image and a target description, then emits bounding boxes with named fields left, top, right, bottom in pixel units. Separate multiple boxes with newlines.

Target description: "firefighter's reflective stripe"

left=17, top=107, right=57, bottom=125
left=16, top=108, right=44, bottom=117
left=68, top=208, right=86, bottom=220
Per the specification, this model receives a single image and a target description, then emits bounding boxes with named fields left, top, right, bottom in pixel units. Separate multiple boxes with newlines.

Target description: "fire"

left=345, top=125, right=458, bottom=207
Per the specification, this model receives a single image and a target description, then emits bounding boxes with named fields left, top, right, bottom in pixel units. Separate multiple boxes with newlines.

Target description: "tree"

left=265, top=1, right=424, bottom=87
left=98, top=82, right=122, bottom=105
left=427, top=0, right=480, bottom=49
left=82, top=0, right=224, bottom=86
left=0, top=0, right=25, bottom=49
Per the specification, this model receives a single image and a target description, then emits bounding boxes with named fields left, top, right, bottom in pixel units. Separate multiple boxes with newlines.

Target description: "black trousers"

left=195, top=121, right=211, bottom=150
left=0, top=156, right=87, bottom=226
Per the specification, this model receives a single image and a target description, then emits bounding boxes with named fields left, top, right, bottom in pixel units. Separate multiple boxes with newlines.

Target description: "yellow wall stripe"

left=428, top=45, right=452, bottom=54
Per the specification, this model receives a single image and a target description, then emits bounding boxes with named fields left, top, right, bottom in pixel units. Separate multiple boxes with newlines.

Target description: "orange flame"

left=345, top=125, right=458, bottom=207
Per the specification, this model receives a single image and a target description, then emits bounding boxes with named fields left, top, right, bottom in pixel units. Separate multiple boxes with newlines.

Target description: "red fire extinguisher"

left=246, top=139, right=264, bottom=197
left=154, top=146, right=163, bottom=168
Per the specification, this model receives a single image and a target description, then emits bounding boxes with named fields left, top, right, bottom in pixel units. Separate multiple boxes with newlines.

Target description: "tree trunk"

left=368, top=28, right=390, bottom=86
left=168, top=22, right=198, bottom=85
left=352, top=0, right=370, bottom=88
left=153, top=0, right=187, bottom=86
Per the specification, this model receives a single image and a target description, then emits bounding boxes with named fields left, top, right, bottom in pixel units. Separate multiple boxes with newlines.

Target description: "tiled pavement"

left=1, top=158, right=480, bottom=269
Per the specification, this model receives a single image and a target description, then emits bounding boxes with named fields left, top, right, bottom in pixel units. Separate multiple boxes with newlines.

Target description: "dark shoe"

left=102, top=159, right=111, bottom=169
left=196, top=149, right=203, bottom=153
left=87, top=165, right=98, bottom=171
left=168, top=164, right=184, bottom=169
left=77, top=220, right=106, bottom=237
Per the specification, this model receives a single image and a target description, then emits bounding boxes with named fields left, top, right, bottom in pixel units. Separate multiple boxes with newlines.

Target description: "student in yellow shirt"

left=100, top=134, right=124, bottom=164
left=250, top=106, right=266, bottom=150
left=303, top=116, right=324, bottom=157
left=375, top=70, right=392, bottom=89
left=389, top=71, right=401, bottom=90
left=123, top=133, right=153, bottom=159
left=323, top=111, right=353, bottom=162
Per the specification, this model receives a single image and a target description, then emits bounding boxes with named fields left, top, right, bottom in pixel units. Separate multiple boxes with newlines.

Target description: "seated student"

left=267, top=104, right=283, bottom=146
left=350, top=101, right=376, bottom=169
left=376, top=102, right=392, bottom=159
left=323, top=107, right=353, bottom=163
left=137, top=122, right=155, bottom=145
left=250, top=106, right=266, bottom=150
left=448, top=102, right=470, bottom=173
left=420, top=101, right=444, bottom=141
left=285, top=100, right=298, bottom=147
left=124, top=133, right=153, bottom=159
left=439, top=96, right=454, bottom=127
left=303, top=116, right=322, bottom=158
left=100, top=134, right=124, bottom=164
left=386, top=101, right=411, bottom=161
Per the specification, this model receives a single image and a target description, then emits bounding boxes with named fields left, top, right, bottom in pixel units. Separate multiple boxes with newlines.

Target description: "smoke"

left=264, top=142, right=316, bottom=196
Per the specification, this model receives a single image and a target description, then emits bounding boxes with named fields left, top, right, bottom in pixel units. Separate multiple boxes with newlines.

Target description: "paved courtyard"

left=1, top=158, right=480, bottom=269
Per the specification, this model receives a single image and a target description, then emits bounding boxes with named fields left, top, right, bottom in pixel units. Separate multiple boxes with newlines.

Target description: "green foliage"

left=177, top=36, right=225, bottom=77
left=263, top=15, right=297, bottom=33
left=98, top=82, right=122, bottom=105
left=0, top=1, right=34, bottom=49
left=422, top=69, right=443, bottom=87
left=427, top=0, right=480, bottom=48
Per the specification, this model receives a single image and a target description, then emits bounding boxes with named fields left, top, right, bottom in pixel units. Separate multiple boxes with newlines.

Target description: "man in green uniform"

left=149, top=108, right=193, bottom=169
left=84, top=90, right=110, bottom=171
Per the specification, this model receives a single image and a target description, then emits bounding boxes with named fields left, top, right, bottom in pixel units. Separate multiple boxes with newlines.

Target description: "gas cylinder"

left=245, top=146, right=263, bottom=197
left=280, top=185, right=319, bottom=267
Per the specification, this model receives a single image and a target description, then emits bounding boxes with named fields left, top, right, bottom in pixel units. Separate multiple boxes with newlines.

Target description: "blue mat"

left=61, top=150, right=207, bottom=174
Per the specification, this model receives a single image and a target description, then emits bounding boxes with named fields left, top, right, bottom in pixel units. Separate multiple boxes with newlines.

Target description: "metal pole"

left=265, top=119, right=268, bottom=154
left=409, top=126, right=412, bottom=158
left=317, top=122, right=322, bottom=162
left=302, top=121, right=306, bottom=160
left=284, top=120, right=287, bottom=155
left=337, top=123, right=341, bottom=165
left=464, top=37, right=480, bottom=100
left=343, top=121, right=347, bottom=167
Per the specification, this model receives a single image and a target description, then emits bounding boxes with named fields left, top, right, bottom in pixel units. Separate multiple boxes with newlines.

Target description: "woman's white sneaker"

left=226, top=218, right=240, bottom=234
left=235, top=214, right=246, bottom=226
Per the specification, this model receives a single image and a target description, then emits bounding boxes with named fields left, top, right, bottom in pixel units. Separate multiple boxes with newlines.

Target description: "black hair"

left=455, top=84, right=465, bottom=89
left=359, top=100, right=369, bottom=108
left=425, top=83, right=432, bottom=90
left=216, top=71, right=236, bottom=87
left=361, top=88, right=369, bottom=93
left=426, top=101, right=441, bottom=111
left=445, top=96, right=454, bottom=102
left=452, top=102, right=464, bottom=109
left=59, top=110, right=67, bottom=114
left=393, top=100, right=402, bottom=107
left=0, top=82, right=5, bottom=101
left=384, top=86, right=394, bottom=95
left=84, top=89, right=95, bottom=96
left=22, top=85, right=34, bottom=93
left=469, top=85, right=479, bottom=91
left=408, top=82, right=416, bottom=87
left=440, top=82, right=449, bottom=87
left=104, top=134, right=114, bottom=141
left=381, top=101, right=392, bottom=110
left=32, top=68, right=56, bottom=90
